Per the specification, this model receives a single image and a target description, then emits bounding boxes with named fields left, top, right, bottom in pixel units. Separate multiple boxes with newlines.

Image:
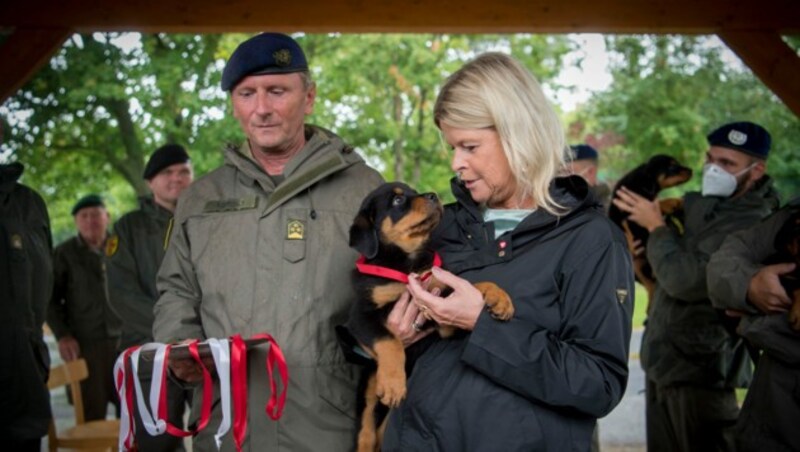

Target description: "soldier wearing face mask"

left=612, top=121, right=779, bottom=452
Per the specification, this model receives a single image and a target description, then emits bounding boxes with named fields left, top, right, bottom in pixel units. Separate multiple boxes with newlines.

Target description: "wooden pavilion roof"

left=1, top=0, right=799, bottom=115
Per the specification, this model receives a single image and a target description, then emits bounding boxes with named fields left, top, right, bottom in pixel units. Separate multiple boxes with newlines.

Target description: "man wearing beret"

left=613, top=121, right=780, bottom=452
left=106, top=144, right=193, bottom=451
left=566, top=143, right=612, bottom=209
left=47, top=194, right=121, bottom=421
left=153, top=33, right=383, bottom=451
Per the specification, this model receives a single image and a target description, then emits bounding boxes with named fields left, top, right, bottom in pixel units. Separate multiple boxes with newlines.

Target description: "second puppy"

left=346, top=182, right=513, bottom=451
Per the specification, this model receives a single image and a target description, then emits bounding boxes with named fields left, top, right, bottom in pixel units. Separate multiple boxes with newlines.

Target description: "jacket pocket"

left=317, top=365, right=358, bottom=420
left=283, top=209, right=308, bottom=263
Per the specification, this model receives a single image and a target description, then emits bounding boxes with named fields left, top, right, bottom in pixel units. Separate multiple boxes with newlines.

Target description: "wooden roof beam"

left=1, top=0, right=799, bottom=34
left=0, top=28, right=70, bottom=104
left=719, top=31, right=800, bottom=118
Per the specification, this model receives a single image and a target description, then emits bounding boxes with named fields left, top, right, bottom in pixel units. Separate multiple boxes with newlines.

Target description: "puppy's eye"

left=392, top=195, right=406, bottom=206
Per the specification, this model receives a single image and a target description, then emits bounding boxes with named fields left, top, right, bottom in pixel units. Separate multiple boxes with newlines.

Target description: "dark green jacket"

left=0, top=163, right=52, bottom=440
left=107, top=197, right=173, bottom=349
left=641, top=177, right=779, bottom=389
left=154, top=126, right=384, bottom=451
left=707, top=199, right=800, bottom=451
left=48, top=233, right=121, bottom=342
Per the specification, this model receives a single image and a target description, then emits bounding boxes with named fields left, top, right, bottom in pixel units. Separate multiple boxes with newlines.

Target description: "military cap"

left=569, top=144, right=599, bottom=161
left=143, top=144, right=190, bottom=180
left=221, top=33, right=309, bottom=91
left=72, top=194, right=105, bottom=216
left=707, top=121, right=771, bottom=159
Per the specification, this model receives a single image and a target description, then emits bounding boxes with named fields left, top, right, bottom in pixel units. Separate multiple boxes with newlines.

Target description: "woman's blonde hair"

left=434, top=52, right=566, bottom=214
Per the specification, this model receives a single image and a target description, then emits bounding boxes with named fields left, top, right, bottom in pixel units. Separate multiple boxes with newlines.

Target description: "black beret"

left=72, top=194, right=105, bottom=216
left=569, top=144, right=599, bottom=161
left=221, top=33, right=309, bottom=92
left=143, top=144, right=190, bottom=180
left=707, top=121, right=771, bottom=159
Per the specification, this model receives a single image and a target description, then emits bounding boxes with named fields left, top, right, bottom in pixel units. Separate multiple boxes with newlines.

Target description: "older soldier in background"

left=566, top=143, right=612, bottom=208
left=48, top=194, right=121, bottom=421
left=106, top=144, right=193, bottom=451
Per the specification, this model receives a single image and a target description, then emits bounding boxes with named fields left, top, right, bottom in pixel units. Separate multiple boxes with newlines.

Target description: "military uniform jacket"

left=107, top=196, right=173, bottom=349
left=383, top=177, right=634, bottom=452
left=707, top=200, right=800, bottom=451
left=153, top=126, right=383, bottom=452
left=641, top=178, right=779, bottom=389
left=48, top=233, right=121, bottom=342
left=0, top=163, right=52, bottom=440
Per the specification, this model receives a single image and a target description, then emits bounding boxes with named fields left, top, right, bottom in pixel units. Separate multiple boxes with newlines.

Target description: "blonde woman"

left=383, top=52, right=635, bottom=451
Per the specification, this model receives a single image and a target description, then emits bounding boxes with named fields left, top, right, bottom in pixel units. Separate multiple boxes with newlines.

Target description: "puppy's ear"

left=349, top=213, right=379, bottom=259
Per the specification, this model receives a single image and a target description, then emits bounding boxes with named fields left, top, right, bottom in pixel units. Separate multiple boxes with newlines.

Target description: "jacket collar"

left=450, top=174, right=599, bottom=235
left=225, top=125, right=364, bottom=216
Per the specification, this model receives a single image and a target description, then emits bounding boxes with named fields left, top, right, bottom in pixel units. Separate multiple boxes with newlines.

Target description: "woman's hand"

left=385, top=290, right=435, bottom=346
left=407, top=267, right=484, bottom=331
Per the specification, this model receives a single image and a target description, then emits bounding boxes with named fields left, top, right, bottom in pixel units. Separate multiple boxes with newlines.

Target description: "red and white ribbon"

left=114, top=345, right=140, bottom=451
left=115, top=335, right=287, bottom=452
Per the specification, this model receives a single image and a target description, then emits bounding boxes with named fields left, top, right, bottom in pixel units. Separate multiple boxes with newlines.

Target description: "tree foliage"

left=571, top=35, right=800, bottom=199
left=1, top=32, right=569, bottom=240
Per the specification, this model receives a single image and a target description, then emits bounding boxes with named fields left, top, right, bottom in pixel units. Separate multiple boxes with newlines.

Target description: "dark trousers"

left=68, top=337, right=120, bottom=421
left=646, top=378, right=739, bottom=452
left=8, top=437, right=40, bottom=452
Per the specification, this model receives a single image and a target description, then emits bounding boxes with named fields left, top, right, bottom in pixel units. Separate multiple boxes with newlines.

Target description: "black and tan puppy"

left=610, top=154, right=693, bottom=300
left=346, top=182, right=513, bottom=451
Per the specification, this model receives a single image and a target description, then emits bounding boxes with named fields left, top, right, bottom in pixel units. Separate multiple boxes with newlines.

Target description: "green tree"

left=572, top=35, right=800, bottom=199
left=2, top=32, right=570, bottom=238
left=2, top=33, right=227, bottom=238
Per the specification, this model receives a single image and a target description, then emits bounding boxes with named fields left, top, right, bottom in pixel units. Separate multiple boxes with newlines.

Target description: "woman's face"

left=441, top=122, right=519, bottom=209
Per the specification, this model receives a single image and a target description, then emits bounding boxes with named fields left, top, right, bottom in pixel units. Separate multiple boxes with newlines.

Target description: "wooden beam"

left=0, top=28, right=70, bottom=103
left=0, top=0, right=798, bottom=34
left=719, top=31, right=800, bottom=118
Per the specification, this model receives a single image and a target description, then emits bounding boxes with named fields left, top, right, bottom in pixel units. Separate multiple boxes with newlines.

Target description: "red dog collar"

left=355, top=252, right=442, bottom=283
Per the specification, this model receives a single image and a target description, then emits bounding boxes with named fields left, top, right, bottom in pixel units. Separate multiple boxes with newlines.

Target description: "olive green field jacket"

left=154, top=126, right=383, bottom=451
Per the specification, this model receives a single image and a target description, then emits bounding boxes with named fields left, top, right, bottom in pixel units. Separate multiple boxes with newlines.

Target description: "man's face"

left=147, top=162, right=193, bottom=208
left=74, top=206, right=109, bottom=242
left=231, top=72, right=315, bottom=157
left=565, top=159, right=598, bottom=186
left=705, top=146, right=766, bottom=196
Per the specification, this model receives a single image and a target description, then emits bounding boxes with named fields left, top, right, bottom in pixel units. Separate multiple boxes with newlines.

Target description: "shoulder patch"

left=616, top=288, right=628, bottom=304
left=10, top=233, right=23, bottom=250
left=105, top=234, right=119, bottom=257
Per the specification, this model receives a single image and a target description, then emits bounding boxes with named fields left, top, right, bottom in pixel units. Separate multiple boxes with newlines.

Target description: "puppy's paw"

left=475, top=282, right=514, bottom=321
left=376, top=371, right=406, bottom=408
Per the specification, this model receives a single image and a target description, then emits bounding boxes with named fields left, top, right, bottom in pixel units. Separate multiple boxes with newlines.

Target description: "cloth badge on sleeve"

left=106, top=234, right=119, bottom=257
left=10, top=233, right=23, bottom=250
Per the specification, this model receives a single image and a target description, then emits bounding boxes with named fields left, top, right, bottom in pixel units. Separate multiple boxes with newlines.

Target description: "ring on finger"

left=412, top=321, right=423, bottom=332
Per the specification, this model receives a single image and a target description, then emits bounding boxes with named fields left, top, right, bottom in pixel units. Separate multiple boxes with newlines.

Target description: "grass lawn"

left=632, top=283, right=648, bottom=329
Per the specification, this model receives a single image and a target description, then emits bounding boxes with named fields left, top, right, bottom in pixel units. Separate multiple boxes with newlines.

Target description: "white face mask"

left=701, top=163, right=755, bottom=197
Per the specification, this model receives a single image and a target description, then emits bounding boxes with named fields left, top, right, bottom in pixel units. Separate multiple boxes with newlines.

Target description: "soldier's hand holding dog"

left=407, top=267, right=484, bottom=331
left=613, top=186, right=665, bottom=232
